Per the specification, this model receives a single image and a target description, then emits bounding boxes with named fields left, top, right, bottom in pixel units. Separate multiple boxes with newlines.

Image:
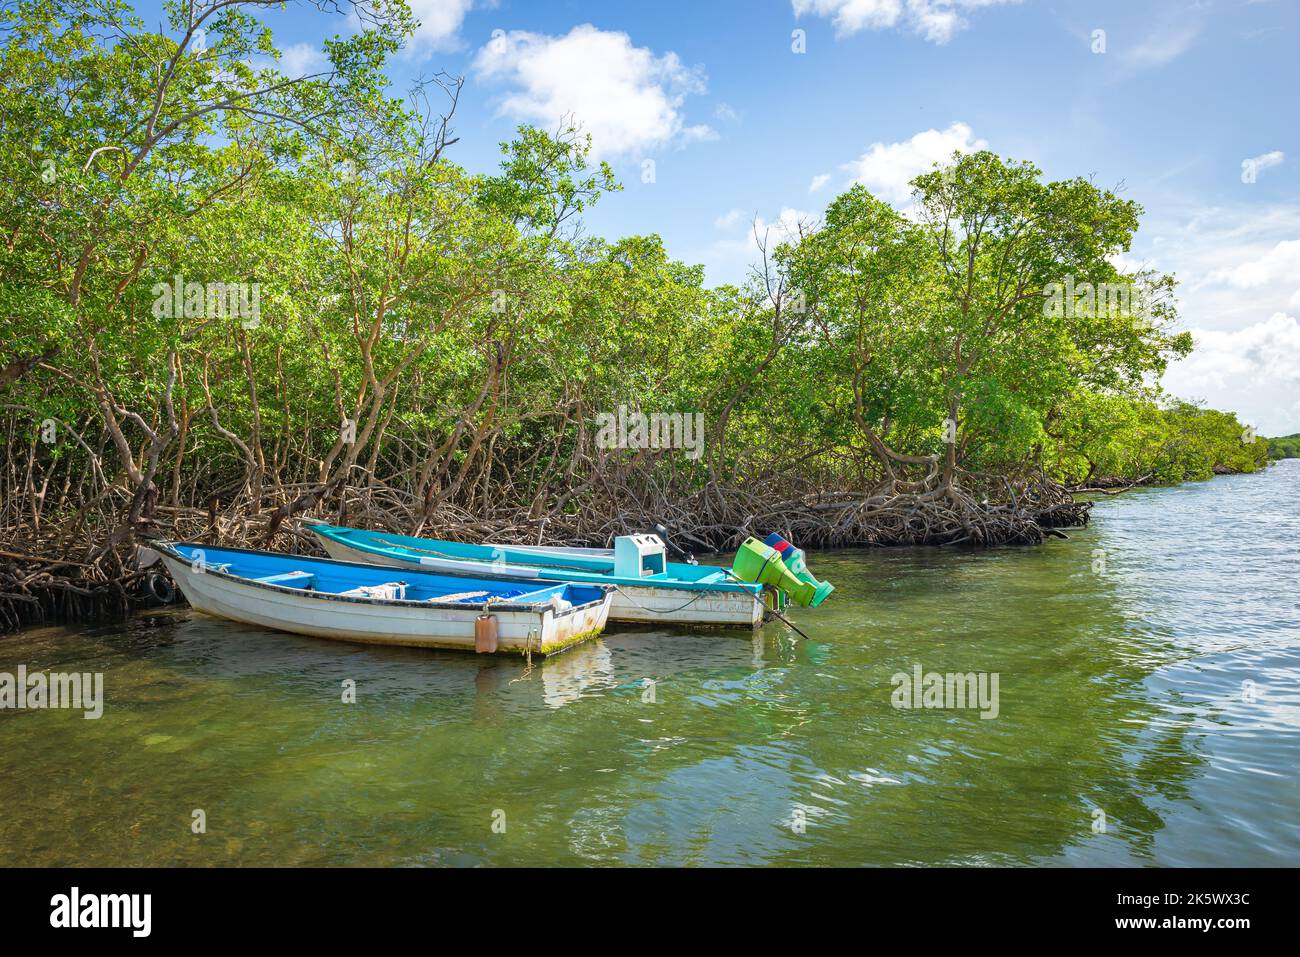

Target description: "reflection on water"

left=1, top=461, right=1297, bottom=866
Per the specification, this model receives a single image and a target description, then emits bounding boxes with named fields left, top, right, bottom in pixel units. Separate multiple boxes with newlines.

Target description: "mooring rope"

left=611, top=585, right=712, bottom=615
left=510, top=627, right=539, bottom=683
left=724, top=571, right=812, bottom=641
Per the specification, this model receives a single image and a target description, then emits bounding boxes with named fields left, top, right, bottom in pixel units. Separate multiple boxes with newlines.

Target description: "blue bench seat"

left=254, top=570, right=316, bottom=588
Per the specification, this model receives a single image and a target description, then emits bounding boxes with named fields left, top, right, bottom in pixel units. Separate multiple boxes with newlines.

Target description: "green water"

left=2, top=462, right=1298, bottom=866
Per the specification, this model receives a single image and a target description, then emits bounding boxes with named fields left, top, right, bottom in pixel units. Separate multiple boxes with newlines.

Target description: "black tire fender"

left=148, top=572, right=175, bottom=604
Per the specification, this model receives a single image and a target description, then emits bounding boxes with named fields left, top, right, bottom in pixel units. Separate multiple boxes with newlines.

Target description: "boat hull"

left=315, top=537, right=764, bottom=628
left=159, top=552, right=611, bottom=655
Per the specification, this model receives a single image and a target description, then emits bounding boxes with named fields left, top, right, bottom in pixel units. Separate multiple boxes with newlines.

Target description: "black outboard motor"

left=653, top=523, right=698, bottom=565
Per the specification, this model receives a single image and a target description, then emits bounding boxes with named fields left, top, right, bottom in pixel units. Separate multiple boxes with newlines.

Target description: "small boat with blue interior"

left=156, top=542, right=614, bottom=655
left=302, top=523, right=834, bottom=628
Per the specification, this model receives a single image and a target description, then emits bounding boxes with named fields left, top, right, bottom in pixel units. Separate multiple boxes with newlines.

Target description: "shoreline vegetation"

left=1266, top=433, right=1300, bottom=460
left=0, top=1, right=1272, bottom=633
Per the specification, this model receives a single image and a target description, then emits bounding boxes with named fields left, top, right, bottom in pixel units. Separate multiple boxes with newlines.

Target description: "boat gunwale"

left=156, top=542, right=614, bottom=619
left=306, top=524, right=762, bottom=596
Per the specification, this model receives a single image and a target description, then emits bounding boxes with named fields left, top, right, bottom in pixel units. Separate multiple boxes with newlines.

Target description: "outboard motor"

left=731, top=538, right=811, bottom=605
left=653, top=523, right=697, bottom=565
left=763, top=533, right=834, bottom=607
left=730, top=535, right=835, bottom=608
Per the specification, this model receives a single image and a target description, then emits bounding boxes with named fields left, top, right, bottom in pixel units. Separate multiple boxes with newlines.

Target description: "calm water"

left=2, top=462, right=1298, bottom=866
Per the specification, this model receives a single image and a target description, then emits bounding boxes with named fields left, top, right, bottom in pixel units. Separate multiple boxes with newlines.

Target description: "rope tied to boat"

left=724, top=571, right=813, bottom=641
left=510, top=627, right=540, bottom=683
left=610, top=586, right=710, bottom=615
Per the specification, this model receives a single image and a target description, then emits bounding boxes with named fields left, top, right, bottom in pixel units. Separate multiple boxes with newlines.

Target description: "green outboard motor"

left=732, top=538, right=810, bottom=605
left=731, top=536, right=834, bottom=608
left=763, top=533, right=834, bottom=607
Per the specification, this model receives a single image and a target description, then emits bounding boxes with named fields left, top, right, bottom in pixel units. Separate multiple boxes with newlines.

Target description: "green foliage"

left=1266, top=434, right=1300, bottom=460
left=1045, top=395, right=1269, bottom=485
left=0, top=1, right=1273, bottom=540
left=780, top=151, right=1196, bottom=482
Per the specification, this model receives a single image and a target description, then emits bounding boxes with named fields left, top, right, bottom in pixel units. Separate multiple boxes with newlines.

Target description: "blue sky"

left=171, top=1, right=1300, bottom=433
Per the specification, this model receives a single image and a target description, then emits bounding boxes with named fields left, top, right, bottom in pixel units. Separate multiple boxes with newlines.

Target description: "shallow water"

left=2, top=461, right=1298, bottom=866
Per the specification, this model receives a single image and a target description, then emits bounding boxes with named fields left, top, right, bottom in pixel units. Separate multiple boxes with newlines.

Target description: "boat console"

left=613, top=534, right=667, bottom=578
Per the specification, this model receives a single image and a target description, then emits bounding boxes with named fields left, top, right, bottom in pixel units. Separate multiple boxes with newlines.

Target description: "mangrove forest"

left=0, top=0, right=1270, bottom=631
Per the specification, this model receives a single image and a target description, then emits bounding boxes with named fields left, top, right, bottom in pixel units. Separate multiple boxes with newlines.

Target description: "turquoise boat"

left=303, top=523, right=770, bottom=628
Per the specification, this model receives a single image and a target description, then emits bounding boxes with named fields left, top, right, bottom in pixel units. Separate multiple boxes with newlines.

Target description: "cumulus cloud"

left=795, top=0, right=903, bottom=35
left=1162, top=313, right=1300, bottom=434
left=1175, top=314, right=1300, bottom=388
left=697, top=121, right=984, bottom=283
left=758, top=206, right=816, bottom=242
left=278, top=42, right=327, bottom=76
left=349, top=0, right=477, bottom=56
left=843, top=121, right=986, bottom=204
left=407, top=0, right=477, bottom=54
left=1130, top=202, right=1300, bottom=433
left=1208, top=239, right=1300, bottom=290
left=472, top=25, right=713, bottom=160
left=792, top=0, right=1022, bottom=45
left=698, top=207, right=815, bottom=284
left=1163, top=212, right=1300, bottom=331
left=714, top=207, right=813, bottom=247
left=714, top=209, right=745, bottom=230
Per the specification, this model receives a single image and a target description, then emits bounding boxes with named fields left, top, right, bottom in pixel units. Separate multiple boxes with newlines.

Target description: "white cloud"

left=718, top=207, right=812, bottom=247
left=714, top=102, right=741, bottom=123
left=346, top=0, right=478, bottom=58
left=1243, top=150, right=1285, bottom=180
left=408, top=0, right=476, bottom=54
left=1126, top=200, right=1300, bottom=433
left=1162, top=313, right=1300, bottom=434
left=843, top=121, right=986, bottom=204
left=279, top=42, right=327, bottom=76
left=792, top=0, right=1021, bottom=45
left=699, top=207, right=815, bottom=284
left=472, top=25, right=712, bottom=160
left=1208, top=239, right=1300, bottom=290
left=762, top=207, right=815, bottom=241
left=795, top=0, right=902, bottom=35
left=714, top=209, right=745, bottom=230
left=1121, top=19, right=1202, bottom=70
left=1175, top=314, right=1300, bottom=388
left=809, top=173, right=832, bottom=192
left=1158, top=209, right=1300, bottom=332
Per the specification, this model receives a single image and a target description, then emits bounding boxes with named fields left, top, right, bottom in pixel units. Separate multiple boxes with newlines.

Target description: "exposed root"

left=1, top=453, right=1089, bottom=635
